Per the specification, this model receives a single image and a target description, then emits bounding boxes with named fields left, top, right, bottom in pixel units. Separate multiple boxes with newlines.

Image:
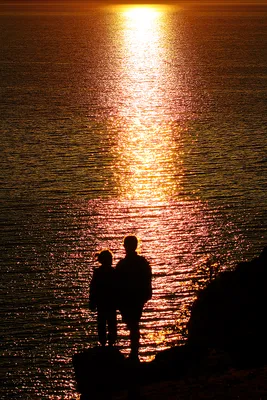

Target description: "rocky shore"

left=75, top=346, right=267, bottom=400
left=73, top=247, right=267, bottom=399
left=114, top=362, right=267, bottom=399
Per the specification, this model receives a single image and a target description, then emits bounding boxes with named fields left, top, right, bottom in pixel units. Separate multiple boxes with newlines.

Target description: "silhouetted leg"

left=128, top=319, right=140, bottom=359
left=97, top=311, right=107, bottom=346
left=127, top=341, right=141, bottom=400
left=121, top=305, right=143, bottom=359
left=107, top=310, right=117, bottom=346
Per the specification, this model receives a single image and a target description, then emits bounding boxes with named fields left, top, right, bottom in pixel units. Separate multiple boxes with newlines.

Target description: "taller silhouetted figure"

left=116, top=235, right=152, bottom=360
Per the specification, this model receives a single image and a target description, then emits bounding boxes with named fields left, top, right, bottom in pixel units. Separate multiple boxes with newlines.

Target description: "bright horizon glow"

left=1, top=1, right=267, bottom=16
left=122, top=5, right=161, bottom=26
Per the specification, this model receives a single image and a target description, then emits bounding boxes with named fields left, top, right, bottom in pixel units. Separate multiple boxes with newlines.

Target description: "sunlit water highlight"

left=1, top=4, right=267, bottom=399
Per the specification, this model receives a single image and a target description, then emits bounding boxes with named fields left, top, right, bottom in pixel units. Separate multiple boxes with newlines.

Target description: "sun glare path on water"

left=107, top=5, right=186, bottom=202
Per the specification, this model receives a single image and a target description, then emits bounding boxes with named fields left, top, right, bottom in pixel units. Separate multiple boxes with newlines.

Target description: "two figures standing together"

left=89, top=235, right=152, bottom=360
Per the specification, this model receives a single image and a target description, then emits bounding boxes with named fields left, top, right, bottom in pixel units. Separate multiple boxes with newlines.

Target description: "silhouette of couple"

left=89, top=235, right=152, bottom=360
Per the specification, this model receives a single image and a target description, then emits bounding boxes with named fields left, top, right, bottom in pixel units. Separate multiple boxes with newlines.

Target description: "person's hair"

left=123, top=235, right=138, bottom=252
left=96, top=249, right=113, bottom=265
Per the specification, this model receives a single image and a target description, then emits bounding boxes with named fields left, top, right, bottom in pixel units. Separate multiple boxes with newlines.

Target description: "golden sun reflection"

left=112, top=5, right=184, bottom=201
left=122, top=5, right=160, bottom=27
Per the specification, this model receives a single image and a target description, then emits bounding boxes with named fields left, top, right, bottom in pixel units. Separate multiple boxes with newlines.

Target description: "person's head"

left=96, top=249, right=113, bottom=266
left=123, top=235, right=139, bottom=254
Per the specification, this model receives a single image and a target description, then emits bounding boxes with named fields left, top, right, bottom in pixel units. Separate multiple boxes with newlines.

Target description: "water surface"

left=1, top=4, right=267, bottom=398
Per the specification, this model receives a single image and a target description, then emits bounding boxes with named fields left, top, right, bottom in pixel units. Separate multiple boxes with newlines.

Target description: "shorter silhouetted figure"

left=89, top=249, right=117, bottom=347
left=116, top=235, right=152, bottom=360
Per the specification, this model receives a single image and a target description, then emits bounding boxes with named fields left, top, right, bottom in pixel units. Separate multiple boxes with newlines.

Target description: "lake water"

left=1, top=3, right=267, bottom=398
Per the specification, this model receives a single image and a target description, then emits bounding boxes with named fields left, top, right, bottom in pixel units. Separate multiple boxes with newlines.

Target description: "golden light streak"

left=112, top=5, right=184, bottom=201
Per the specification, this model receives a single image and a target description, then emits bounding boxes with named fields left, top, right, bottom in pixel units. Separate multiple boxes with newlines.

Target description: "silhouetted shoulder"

left=116, top=253, right=150, bottom=269
left=93, top=265, right=116, bottom=278
left=115, top=258, right=124, bottom=270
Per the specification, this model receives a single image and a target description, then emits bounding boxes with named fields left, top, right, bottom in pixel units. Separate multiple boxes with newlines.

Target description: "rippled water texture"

left=1, top=4, right=267, bottom=398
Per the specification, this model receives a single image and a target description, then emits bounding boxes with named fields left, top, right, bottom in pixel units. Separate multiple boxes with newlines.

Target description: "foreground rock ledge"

left=73, top=247, right=267, bottom=398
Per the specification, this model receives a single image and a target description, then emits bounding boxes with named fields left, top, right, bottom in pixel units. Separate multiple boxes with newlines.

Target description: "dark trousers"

left=97, top=308, right=117, bottom=346
left=120, top=305, right=143, bottom=357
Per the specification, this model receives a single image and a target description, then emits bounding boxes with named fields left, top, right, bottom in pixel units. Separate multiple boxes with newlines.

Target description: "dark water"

left=1, top=3, right=267, bottom=398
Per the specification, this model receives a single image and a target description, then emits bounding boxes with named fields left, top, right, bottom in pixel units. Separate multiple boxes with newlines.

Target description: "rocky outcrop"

left=73, top=346, right=127, bottom=397
left=73, top=248, right=267, bottom=397
left=186, top=247, right=267, bottom=366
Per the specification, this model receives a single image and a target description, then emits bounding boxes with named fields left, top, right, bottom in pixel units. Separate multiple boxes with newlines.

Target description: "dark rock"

left=187, top=247, right=267, bottom=367
left=73, top=248, right=267, bottom=397
left=73, top=346, right=154, bottom=398
left=152, top=344, right=194, bottom=377
left=73, top=346, right=177, bottom=398
left=73, top=346, right=127, bottom=396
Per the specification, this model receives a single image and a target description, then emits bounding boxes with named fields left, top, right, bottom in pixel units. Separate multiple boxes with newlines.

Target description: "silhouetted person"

left=116, top=235, right=152, bottom=360
left=89, top=249, right=117, bottom=347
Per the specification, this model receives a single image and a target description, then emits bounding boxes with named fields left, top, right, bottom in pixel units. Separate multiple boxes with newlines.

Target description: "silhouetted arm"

left=89, top=270, right=97, bottom=311
left=144, top=261, right=152, bottom=303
